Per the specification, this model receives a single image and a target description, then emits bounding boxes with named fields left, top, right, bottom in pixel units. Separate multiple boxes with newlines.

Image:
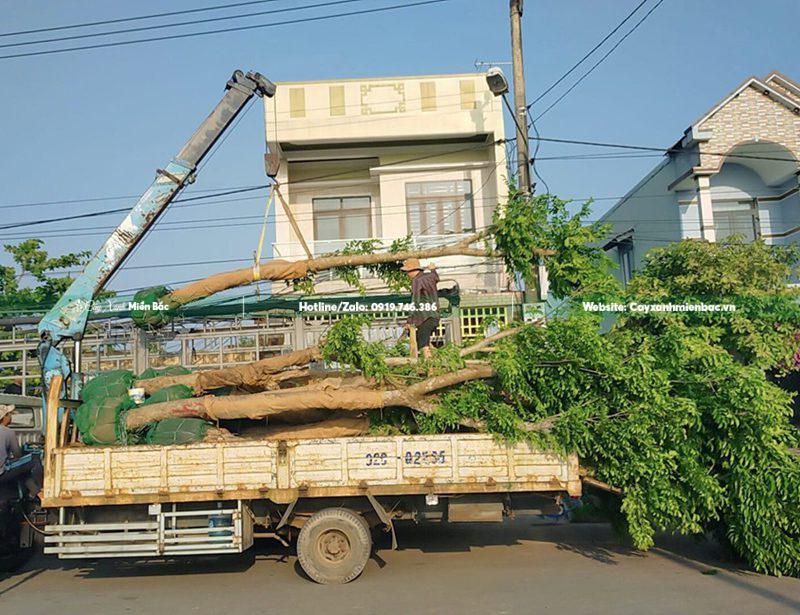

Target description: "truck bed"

left=43, top=433, right=581, bottom=507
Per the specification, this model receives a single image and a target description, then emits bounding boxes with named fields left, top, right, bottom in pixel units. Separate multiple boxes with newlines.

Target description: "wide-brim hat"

left=0, top=405, right=15, bottom=421
left=400, top=258, right=422, bottom=272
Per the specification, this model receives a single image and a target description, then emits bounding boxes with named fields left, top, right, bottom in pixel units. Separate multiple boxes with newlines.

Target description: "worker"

left=401, top=258, right=440, bottom=360
left=0, top=405, right=43, bottom=499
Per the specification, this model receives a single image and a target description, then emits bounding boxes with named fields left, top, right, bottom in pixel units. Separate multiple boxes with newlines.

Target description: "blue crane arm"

left=36, top=70, right=275, bottom=400
left=38, top=70, right=275, bottom=346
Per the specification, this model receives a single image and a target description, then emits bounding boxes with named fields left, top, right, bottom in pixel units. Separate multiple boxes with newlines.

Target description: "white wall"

left=600, top=158, right=684, bottom=281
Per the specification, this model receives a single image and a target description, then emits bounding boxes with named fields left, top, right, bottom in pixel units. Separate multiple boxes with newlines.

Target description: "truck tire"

left=297, top=508, right=372, bottom=584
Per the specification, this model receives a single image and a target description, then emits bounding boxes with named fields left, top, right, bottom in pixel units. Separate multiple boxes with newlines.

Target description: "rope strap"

left=253, top=185, right=277, bottom=282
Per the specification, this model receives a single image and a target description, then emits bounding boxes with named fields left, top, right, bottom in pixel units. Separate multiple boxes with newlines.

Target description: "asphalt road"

left=2, top=521, right=798, bottom=614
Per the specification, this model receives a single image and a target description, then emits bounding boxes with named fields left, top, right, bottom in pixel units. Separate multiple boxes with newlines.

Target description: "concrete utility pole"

left=509, top=0, right=531, bottom=194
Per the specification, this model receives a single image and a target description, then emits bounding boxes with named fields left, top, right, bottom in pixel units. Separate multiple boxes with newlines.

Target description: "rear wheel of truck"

left=297, top=508, right=372, bottom=584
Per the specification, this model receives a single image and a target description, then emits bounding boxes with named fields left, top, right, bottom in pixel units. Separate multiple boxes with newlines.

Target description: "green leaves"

left=327, top=237, right=413, bottom=294
left=0, top=238, right=98, bottom=315
left=491, top=191, right=619, bottom=300
left=320, top=315, right=389, bottom=382
left=459, top=217, right=800, bottom=576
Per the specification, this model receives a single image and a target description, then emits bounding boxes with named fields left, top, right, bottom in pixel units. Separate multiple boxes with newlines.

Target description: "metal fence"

left=0, top=308, right=473, bottom=396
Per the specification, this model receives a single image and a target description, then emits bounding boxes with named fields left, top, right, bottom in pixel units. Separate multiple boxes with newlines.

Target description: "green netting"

left=143, top=384, right=193, bottom=405
left=145, top=419, right=209, bottom=445
left=74, top=395, right=136, bottom=446
left=138, top=365, right=192, bottom=380
left=130, top=286, right=175, bottom=329
left=81, top=370, right=135, bottom=401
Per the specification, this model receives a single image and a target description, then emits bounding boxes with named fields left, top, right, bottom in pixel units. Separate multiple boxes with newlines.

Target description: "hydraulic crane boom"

left=37, top=69, right=275, bottom=396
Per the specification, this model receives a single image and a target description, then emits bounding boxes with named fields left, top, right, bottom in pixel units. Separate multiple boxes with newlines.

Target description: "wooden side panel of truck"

left=43, top=434, right=581, bottom=507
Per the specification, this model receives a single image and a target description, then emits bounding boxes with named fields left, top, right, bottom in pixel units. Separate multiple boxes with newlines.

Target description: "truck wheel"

left=297, top=508, right=372, bottom=584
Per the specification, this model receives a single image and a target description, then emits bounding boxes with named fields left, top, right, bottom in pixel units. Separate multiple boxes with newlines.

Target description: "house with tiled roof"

left=600, top=71, right=800, bottom=284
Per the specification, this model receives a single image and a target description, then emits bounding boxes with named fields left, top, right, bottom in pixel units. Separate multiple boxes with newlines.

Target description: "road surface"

left=2, top=521, right=798, bottom=614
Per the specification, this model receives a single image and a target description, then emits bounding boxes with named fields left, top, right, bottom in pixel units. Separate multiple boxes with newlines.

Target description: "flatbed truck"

left=26, top=70, right=581, bottom=583
left=40, top=376, right=580, bottom=583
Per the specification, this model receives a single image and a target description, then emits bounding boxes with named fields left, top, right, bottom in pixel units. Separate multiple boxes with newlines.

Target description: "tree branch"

left=165, top=239, right=554, bottom=307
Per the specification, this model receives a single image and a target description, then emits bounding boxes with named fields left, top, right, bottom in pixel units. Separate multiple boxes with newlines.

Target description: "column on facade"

left=695, top=174, right=717, bottom=242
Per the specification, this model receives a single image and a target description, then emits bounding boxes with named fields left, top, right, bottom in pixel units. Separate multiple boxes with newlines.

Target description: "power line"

left=0, top=185, right=270, bottom=230
left=529, top=135, right=799, bottom=163
left=0, top=1, right=368, bottom=50
left=532, top=0, right=666, bottom=122
left=0, top=0, right=454, bottom=61
left=9, top=139, right=793, bottom=215
left=0, top=185, right=269, bottom=210
left=528, top=0, right=650, bottom=107
left=7, top=198, right=795, bottom=244
left=0, top=139, right=505, bottom=231
left=0, top=0, right=283, bottom=38
left=527, top=109, right=550, bottom=194
left=3, top=131, right=793, bottom=235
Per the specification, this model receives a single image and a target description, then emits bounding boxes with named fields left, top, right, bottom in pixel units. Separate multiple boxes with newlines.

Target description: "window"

left=618, top=241, right=634, bottom=285
left=313, top=196, right=372, bottom=250
left=713, top=201, right=759, bottom=242
left=405, top=180, right=474, bottom=236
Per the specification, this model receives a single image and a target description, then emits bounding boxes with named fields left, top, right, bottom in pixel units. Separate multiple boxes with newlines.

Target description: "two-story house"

left=600, top=71, right=800, bottom=284
left=264, top=73, right=515, bottom=341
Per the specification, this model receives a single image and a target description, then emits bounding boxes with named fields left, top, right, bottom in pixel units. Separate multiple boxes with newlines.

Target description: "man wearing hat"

left=0, top=405, right=43, bottom=498
left=401, top=258, right=440, bottom=360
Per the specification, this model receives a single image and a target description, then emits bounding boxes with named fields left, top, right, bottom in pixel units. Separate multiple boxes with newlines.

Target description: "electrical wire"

left=0, top=185, right=267, bottom=210
left=0, top=0, right=369, bottom=50
left=529, top=135, right=799, bottom=163
left=0, top=193, right=504, bottom=241
left=0, top=139, right=506, bottom=231
left=528, top=0, right=650, bottom=107
left=4, top=183, right=796, bottom=243
left=532, top=0, right=666, bottom=122
left=527, top=108, right=550, bottom=194
left=0, top=0, right=454, bottom=61
left=3, top=136, right=793, bottom=215
left=0, top=0, right=284, bottom=38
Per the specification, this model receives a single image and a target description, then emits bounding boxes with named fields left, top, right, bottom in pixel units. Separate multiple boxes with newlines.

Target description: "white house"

left=600, top=71, right=800, bottom=284
left=263, top=73, right=518, bottom=339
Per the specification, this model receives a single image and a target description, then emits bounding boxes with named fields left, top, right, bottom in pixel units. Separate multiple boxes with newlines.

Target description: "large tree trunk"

left=126, top=366, right=496, bottom=430
left=163, top=233, right=552, bottom=308
left=136, top=346, right=321, bottom=394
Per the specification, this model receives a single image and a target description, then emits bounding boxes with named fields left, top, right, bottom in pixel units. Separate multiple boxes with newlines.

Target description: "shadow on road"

left=0, top=568, right=45, bottom=598
left=7, top=540, right=295, bottom=581
left=653, top=547, right=800, bottom=612
left=5, top=517, right=798, bottom=614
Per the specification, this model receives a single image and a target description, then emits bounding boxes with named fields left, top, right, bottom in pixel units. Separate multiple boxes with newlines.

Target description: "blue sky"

left=1, top=0, right=798, bottom=294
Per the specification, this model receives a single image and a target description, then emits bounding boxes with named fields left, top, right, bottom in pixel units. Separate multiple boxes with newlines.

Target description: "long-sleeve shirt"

left=407, top=270, right=440, bottom=326
left=0, top=425, right=22, bottom=473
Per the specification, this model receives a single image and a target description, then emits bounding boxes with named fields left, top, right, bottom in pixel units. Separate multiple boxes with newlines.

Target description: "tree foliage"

left=0, top=239, right=92, bottom=314
left=329, top=194, right=800, bottom=576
